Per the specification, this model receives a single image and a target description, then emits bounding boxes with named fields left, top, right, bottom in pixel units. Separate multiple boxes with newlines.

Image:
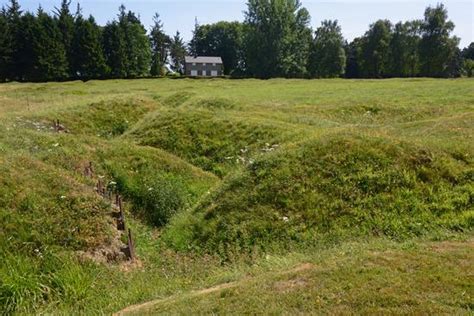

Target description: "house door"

left=211, top=70, right=218, bottom=76
left=191, top=70, right=198, bottom=76
left=202, top=70, right=207, bottom=77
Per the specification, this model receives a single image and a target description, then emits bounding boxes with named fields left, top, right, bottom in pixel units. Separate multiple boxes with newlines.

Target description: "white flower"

left=53, top=143, right=60, bottom=147
left=282, top=216, right=289, bottom=222
left=148, top=187, right=153, bottom=191
left=60, top=195, right=66, bottom=199
left=109, top=181, right=117, bottom=185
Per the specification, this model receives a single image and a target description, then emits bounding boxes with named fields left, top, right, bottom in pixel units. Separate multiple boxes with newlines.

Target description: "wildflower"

left=53, top=143, right=60, bottom=147
left=282, top=216, right=289, bottom=222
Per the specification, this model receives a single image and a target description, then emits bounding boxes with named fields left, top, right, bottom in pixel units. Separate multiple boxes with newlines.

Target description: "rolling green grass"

left=0, top=78, right=472, bottom=314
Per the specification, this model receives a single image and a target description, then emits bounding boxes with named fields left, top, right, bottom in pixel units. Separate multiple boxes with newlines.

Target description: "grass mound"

left=165, top=134, right=473, bottom=254
left=32, top=98, right=154, bottom=138
left=98, top=141, right=218, bottom=227
left=127, top=108, right=296, bottom=176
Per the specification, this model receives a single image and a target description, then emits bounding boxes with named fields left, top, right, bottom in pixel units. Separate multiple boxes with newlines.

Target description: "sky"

left=3, top=0, right=473, bottom=48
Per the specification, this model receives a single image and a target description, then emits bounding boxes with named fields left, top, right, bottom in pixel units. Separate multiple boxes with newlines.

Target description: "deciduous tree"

left=308, top=20, right=346, bottom=78
left=419, top=4, right=459, bottom=77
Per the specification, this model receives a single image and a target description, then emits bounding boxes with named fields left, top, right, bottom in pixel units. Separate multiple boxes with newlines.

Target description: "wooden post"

left=117, top=195, right=126, bottom=231
left=127, top=228, right=135, bottom=261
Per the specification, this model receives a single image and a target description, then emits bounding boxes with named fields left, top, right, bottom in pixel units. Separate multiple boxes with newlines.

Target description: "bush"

left=463, top=59, right=474, bottom=77
left=115, top=173, right=187, bottom=227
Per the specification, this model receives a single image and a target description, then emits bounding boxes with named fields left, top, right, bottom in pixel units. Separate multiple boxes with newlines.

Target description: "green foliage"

left=308, top=20, right=346, bottom=78
left=71, top=15, right=108, bottom=79
left=360, top=20, right=393, bottom=78
left=463, top=59, right=474, bottom=77
left=419, top=4, right=460, bottom=77
left=55, top=0, right=75, bottom=78
left=150, top=13, right=170, bottom=77
left=462, top=42, right=474, bottom=60
left=189, top=21, right=244, bottom=75
left=169, top=31, right=186, bottom=74
left=388, top=21, right=421, bottom=77
left=34, top=8, right=69, bottom=81
left=244, top=0, right=312, bottom=78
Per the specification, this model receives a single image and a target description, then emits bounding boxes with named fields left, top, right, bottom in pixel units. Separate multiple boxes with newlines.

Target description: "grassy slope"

left=0, top=78, right=473, bottom=314
left=141, top=237, right=474, bottom=315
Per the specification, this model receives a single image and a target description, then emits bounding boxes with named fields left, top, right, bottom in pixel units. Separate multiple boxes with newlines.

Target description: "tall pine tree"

left=0, top=8, right=9, bottom=81
left=34, top=6, right=68, bottom=81
left=4, top=0, right=22, bottom=80
left=55, top=0, right=74, bottom=77
left=169, top=31, right=186, bottom=74
left=150, top=13, right=170, bottom=76
left=72, top=6, right=108, bottom=80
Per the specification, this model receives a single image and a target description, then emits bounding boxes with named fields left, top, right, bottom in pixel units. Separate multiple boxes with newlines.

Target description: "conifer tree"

left=103, top=20, right=127, bottom=78
left=0, top=8, right=9, bottom=81
left=72, top=6, right=108, bottom=79
left=150, top=13, right=170, bottom=76
left=169, top=31, right=186, bottom=74
left=4, top=0, right=22, bottom=80
left=55, top=0, right=74, bottom=77
left=34, top=6, right=68, bottom=81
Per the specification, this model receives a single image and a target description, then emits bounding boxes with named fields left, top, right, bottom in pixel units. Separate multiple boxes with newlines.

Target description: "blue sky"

left=3, top=0, right=473, bottom=48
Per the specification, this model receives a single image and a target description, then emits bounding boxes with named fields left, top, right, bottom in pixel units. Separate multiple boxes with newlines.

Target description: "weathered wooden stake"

left=117, top=196, right=126, bottom=231
left=127, top=228, right=135, bottom=260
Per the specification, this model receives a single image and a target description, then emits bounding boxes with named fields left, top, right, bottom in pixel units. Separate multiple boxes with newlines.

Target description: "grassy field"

left=0, top=78, right=473, bottom=314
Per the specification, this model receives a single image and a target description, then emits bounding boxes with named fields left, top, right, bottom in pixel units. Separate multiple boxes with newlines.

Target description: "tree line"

left=0, top=0, right=473, bottom=82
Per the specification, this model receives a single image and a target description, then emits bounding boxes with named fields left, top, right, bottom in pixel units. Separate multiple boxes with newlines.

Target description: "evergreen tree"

left=4, top=0, right=22, bottom=80
left=169, top=31, right=186, bottom=74
left=16, top=12, right=38, bottom=81
left=55, top=0, right=74, bottom=77
left=118, top=5, right=151, bottom=77
left=103, top=21, right=126, bottom=78
left=308, top=20, right=346, bottom=78
left=72, top=8, right=108, bottom=79
left=0, top=8, right=9, bottom=81
left=360, top=20, right=392, bottom=78
left=33, top=7, right=68, bottom=81
left=419, top=4, right=459, bottom=77
left=150, top=13, right=170, bottom=76
left=188, top=17, right=200, bottom=57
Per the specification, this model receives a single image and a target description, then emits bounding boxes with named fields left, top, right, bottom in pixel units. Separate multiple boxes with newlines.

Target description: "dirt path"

left=113, top=263, right=314, bottom=315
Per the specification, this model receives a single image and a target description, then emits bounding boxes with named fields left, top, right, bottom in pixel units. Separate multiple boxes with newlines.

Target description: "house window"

left=212, top=63, right=216, bottom=66
left=192, top=63, right=196, bottom=66
left=203, top=63, right=206, bottom=66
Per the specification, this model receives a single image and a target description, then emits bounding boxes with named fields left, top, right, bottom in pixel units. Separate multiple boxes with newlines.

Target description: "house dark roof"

left=185, top=56, right=223, bottom=64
